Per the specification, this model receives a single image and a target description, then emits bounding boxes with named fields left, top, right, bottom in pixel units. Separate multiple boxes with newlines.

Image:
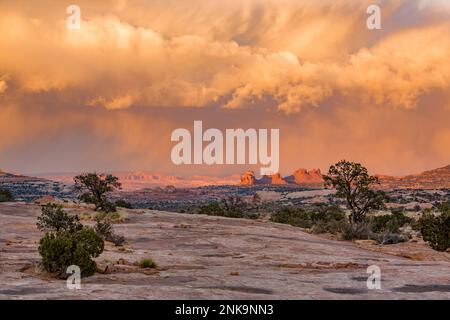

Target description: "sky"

left=0, top=0, right=449, bottom=177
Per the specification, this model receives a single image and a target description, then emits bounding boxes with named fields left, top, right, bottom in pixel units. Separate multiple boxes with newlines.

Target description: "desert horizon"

left=14, top=161, right=450, bottom=178
left=0, top=161, right=446, bottom=190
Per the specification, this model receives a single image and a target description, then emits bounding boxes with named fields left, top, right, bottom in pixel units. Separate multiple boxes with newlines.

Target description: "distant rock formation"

left=240, top=171, right=256, bottom=186
left=267, top=173, right=288, bottom=185
left=240, top=168, right=323, bottom=187
left=378, top=164, right=450, bottom=189
left=0, top=171, right=43, bottom=183
left=239, top=164, right=450, bottom=189
left=285, top=169, right=324, bottom=185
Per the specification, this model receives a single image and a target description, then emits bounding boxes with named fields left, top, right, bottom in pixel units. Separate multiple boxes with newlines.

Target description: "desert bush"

left=270, top=205, right=410, bottom=245
left=103, top=201, right=117, bottom=213
left=369, top=211, right=413, bottom=234
left=94, top=217, right=125, bottom=246
left=96, top=210, right=124, bottom=222
left=38, top=227, right=104, bottom=278
left=37, top=204, right=105, bottom=278
left=272, top=206, right=346, bottom=231
left=270, top=207, right=312, bottom=228
left=318, top=208, right=413, bottom=243
left=198, top=202, right=225, bottom=216
left=310, top=217, right=407, bottom=244
left=198, top=196, right=258, bottom=219
left=220, top=195, right=253, bottom=218
left=0, top=188, right=14, bottom=202
left=310, top=219, right=348, bottom=235
left=115, top=199, right=133, bottom=209
left=309, top=205, right=346, bottom=223
left=37, top=203, right=82, bottom=233
left=373, top=231, right=409, bottom=245
left=139, top=258, right=157, bottom=269
left=418, top=205, right=450, bottom=252
left=339, top=221, right=374, bottom=241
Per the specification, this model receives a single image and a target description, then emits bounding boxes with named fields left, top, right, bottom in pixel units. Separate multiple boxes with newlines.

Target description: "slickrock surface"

left=0, top=202, right=449, bottom=300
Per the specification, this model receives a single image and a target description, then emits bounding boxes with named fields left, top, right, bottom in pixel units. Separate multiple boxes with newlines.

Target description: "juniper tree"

left=324, top=160, right=386, bottom=223
left=74, top=173, right=121, bottom=212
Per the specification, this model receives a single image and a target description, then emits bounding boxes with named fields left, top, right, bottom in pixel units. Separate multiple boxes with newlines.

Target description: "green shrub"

left=38, top=227, right=104, bottom=278
left=95, top=210, right=123, bottom=222
left=106, top=211, right=121, bottom=221
left=309, top=205, right=346, bottom=223
left=418, top=205, right=450, bottom=252
left=139, top=258, right=157, bottom=269
left=198, top=196, right=258, bottom=219
left=270, top=207, right=312, bottom=228
left=270, top=205, right=410, bottom=245
left=198, top=202, right=225, bottom=216
left=272, top=206, right=346, bottom=230
left=102, top=201, right=117, bottom=214
left=339, top=221, right=374, bottom=241
left=37, top=203, right=82, bottom=233
left=309, top=206, right=346, bottom=234
left=0, top=188, right=14, bottom=202
left=310, top=219, right=348, bottom=235
left=220, top=196, right=254, bottom=219
left=373, top=231, right=409, bottom=245
left=115, top=199, right=133, bottom=209
left=94, top=217, right=125, bottom=246
left=369, top=211, right=413, bottom=234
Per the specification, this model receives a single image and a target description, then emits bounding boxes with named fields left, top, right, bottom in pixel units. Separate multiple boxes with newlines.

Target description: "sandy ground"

left=0, top=202, right=449, bottom=300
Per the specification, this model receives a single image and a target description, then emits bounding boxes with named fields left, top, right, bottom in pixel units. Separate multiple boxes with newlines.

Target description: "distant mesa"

left=285, top=168, right=323, bottom=185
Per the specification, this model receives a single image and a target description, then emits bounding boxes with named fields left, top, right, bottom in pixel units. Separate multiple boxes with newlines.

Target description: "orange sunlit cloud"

left=0, top=0, right=449, bottom=175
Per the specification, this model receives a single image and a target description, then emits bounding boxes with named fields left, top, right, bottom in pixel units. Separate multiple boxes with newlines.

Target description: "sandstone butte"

left=240, top=169, right=324, bottom=186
